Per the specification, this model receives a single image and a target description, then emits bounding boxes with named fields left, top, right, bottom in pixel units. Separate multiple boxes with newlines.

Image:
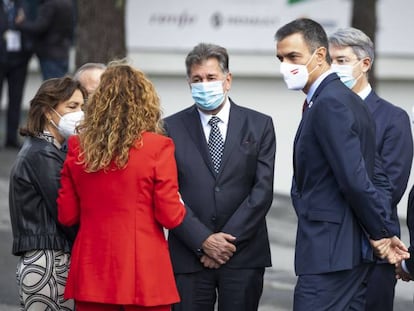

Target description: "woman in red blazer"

left=57, top=61, right=186, bottom=311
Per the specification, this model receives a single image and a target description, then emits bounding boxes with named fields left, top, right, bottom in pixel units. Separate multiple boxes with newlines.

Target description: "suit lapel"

left=218, top=102, right=243, bottom=177
left=310, top=73, right=337, bottom=104
left=182, top=106, right=217, bottom=176
left=293, top=74, right=337, bottom=189
left=293, top=116, right=304, bottom=181
left=181, top=102, right=245, bottom=178
left=364, top=90, right=380, bottom=114
left=293, top=103, right=311, bottom=190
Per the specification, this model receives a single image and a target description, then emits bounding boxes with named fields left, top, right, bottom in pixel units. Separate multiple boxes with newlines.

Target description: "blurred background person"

left=15, top=0, right=74, bottom=80
left=0, top=0, right=35, bottom=148
left=73, top=62, right=106, bottom=96
left=57, top=61, right=186, bottom=311
left=9, top=76, right=86, bottom=310
left=329, top=28, right=413, bottom=311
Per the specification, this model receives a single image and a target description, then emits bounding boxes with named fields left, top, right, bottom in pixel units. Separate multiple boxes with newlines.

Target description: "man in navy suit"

left=164, top=43, right=276, bottom=311
left=329, top=27, right=413, bottom=311
left=275, top=18, right=409, bottom=310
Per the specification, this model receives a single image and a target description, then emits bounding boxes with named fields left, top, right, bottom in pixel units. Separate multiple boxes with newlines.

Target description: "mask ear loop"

left=352, top=59, right=365, bottom=84
left=49, top=119, right=59, bottom=131
left=51, top=108, right=63, bottom=119
left=222, top=74, right=231, bottom=96
left=43, top=107, right=59, bottom=132
left=306, top=48, right=322, bottom=76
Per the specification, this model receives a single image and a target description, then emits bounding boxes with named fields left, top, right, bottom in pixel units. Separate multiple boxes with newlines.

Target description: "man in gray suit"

left=165, top=42, right=276, bottom=311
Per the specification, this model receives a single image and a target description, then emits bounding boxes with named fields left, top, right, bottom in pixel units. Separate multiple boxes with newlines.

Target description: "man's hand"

left=370, top=237, right=391, bottom=258
left=200, top=255, right=221, bottom=269
left=202, top=232, right=236, bottom=264
left=370, top=236, right=410, bottom=264
left=395, top=261, right=412, bottom=282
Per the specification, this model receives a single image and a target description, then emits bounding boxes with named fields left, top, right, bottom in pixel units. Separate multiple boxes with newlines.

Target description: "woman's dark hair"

left=20, top=77, right=87, bottom=137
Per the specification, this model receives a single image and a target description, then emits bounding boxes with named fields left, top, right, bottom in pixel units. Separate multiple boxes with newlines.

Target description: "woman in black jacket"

left=9, top=76, right=87, bottom=310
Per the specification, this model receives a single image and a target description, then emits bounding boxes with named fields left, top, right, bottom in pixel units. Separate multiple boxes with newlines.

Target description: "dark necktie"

left=302, top=99, right=308, bottom=114
left=208, top=116, right=224, bottom=173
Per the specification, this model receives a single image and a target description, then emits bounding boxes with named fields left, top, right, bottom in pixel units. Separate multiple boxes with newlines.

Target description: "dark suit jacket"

left=16, top=0, right=74, bottom=60
left=165, top=100, right=276, bottom=273
left=365, top=90, right=413, bottom=237
left=291, top=73, right=393, bottom=275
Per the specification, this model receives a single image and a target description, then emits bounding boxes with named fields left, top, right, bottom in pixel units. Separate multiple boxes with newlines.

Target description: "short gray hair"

left=185, top=43, right=229, bottom=79
left=73, top=63, right=107, bottom=81
left=328, top=27, right=375, bottom=64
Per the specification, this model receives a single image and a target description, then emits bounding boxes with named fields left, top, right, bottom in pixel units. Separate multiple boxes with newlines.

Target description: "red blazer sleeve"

left=153, top=138, right=186, bottom=229
left=57, top=136, right=81, bottom=226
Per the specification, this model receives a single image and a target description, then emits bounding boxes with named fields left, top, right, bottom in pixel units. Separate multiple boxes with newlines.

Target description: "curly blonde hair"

left=78, top=60, right=164, bottom=172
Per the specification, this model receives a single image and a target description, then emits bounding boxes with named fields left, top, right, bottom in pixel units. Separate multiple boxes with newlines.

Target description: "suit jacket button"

left=215, top=187, right=220, bottom=192
left=211, top=216, right=216, bottom=222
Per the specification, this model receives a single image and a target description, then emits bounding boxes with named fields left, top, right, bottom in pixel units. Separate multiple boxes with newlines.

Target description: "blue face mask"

left=191, top=81, right=225, bottom=111
left=331, top=64, right=356, bottom=89
left=331, top=61, right=363, bottom=89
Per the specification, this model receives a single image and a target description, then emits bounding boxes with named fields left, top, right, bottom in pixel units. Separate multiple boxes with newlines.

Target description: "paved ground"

left=0, top=112, right=413, bottom=310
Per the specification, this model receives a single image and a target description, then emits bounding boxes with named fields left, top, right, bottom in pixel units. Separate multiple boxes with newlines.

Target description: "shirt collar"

left=357, top=84, right=372, bottom=100
left=198, top=96, right=231, bottom=127
left=306, top=69, right=334, bottom=104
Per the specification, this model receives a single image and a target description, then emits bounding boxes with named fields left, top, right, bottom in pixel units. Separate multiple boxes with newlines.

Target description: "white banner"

left=126, top=0, right=414, bottom=56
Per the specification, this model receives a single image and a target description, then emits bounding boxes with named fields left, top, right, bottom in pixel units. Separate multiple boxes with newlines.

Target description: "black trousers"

left=173, top=267, right=265, bottom=311
left=365, top=263, right=397, bottom=311
left=0, top=52, right=31, bottom=146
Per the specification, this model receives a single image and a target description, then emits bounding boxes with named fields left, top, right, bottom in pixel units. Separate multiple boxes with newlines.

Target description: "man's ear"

left=224, top=72, right=232, bottom=92
left=361, top=57, right=372, bottom=73
left=315, top=47, right=327, bottom=64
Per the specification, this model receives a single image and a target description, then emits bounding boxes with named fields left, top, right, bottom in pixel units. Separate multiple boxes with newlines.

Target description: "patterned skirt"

left=16, top=249, right=74, bottom=311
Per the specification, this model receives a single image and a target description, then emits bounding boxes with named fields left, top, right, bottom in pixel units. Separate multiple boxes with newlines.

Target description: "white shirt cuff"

left=402, top=260, right=410, bottom=274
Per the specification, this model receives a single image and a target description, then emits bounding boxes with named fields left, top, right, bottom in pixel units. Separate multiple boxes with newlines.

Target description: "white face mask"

left=280, top=51, right=318, bottom=90
left=331, top=61, right=362, bottom=89
left=51, top=109, right=84, bottom=138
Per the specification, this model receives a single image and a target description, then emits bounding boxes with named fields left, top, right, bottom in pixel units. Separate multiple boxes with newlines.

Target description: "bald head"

left=74, top=63, right=106, bottom=95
